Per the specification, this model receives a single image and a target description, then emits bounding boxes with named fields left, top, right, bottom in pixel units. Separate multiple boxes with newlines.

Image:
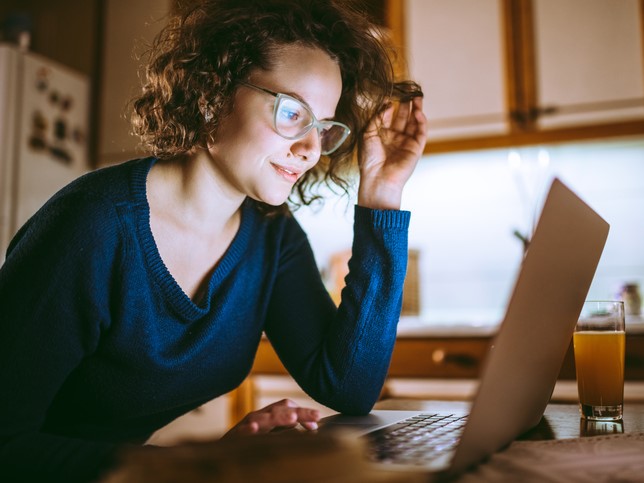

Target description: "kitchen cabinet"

left=403, top=0, right=644, bottom=153
left=532, top=0, right=644, bottom=130
left=246, top=331, right=644, bottom=381
left=405, top=0, right=509, bottom=141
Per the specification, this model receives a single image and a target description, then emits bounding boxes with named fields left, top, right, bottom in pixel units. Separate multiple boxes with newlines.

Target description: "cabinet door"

left=405, top=0, right=509, bottom=140
left=533, top=0, right=644, bottom=129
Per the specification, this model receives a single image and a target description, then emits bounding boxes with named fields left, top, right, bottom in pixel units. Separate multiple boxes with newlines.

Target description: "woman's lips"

left=270, top=162, right=300, bottom=183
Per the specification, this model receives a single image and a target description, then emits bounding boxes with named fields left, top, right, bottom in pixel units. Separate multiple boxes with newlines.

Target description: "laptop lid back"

left=449, top=178, right=609, bottom=474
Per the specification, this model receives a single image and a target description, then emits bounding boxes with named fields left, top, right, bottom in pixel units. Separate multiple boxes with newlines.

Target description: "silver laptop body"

left=320, top=178, right=610, bottom=478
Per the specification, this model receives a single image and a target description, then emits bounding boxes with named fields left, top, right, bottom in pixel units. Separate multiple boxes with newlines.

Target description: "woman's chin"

left=250, top=192, right=291, bottom=207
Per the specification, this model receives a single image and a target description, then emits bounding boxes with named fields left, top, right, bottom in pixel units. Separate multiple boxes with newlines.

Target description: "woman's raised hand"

left=358, top=95, right=427, bottom=210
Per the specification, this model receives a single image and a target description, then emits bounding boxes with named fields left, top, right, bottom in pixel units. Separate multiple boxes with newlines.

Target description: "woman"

left=0, top=0, right=426, bottom=481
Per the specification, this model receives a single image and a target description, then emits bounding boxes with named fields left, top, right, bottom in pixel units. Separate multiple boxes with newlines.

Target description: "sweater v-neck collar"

left=130, top=157, right=256, bottom=321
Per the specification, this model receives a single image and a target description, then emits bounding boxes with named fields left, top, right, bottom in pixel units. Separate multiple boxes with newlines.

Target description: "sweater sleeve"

left=264, top=205, right=410, bottom=415
left=0, top=192, right=124, bottom=482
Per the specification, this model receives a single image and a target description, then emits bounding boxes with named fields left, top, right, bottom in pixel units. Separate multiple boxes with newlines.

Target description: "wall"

left=294, top=136, right=644, bottom=326
left=98, top=0, right=173, bottom=166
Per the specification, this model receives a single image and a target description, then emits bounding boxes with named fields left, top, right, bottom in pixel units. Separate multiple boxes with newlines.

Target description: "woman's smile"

left=270, top=161, right=303, bottom=183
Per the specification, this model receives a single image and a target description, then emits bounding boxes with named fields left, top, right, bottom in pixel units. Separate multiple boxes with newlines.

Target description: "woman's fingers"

left=409, top=96, right=427, bottom=140
left=390, top=99, right=412, bottom=133
left=224, top=399, right=321, bottom=437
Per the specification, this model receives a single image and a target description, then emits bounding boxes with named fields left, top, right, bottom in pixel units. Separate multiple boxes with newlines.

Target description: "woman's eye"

left=278, top=97, right=307, bottom=125
left=278, top=108, right=300, bottom=122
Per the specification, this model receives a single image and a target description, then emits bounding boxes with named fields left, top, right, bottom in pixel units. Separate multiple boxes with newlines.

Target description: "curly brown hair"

left=131, top=0, right=422, bottom=214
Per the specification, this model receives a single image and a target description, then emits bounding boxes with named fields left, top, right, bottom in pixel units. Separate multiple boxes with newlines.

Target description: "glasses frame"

left=238, top=81, right=351, bottom=155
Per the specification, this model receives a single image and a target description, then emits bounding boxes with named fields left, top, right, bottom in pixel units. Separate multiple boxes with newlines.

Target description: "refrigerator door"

left=0, top=45, right=89, bottom=261
left=15, top=50, right=89, bottom=229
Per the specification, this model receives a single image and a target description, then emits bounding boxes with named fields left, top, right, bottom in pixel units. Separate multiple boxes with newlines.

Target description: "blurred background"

left=1, top=0, right=643, bottom=440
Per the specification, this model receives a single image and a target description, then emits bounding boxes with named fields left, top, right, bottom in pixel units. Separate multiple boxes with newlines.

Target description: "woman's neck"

left=147, top=151, right=244, bottom=235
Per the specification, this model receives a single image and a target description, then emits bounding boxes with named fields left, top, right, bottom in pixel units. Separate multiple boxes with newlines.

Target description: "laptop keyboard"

left=365, top=413, right=468, bottom=465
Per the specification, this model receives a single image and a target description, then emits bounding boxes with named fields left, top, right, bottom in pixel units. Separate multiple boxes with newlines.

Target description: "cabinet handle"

left=510, top=106, right=559, bottom=124
left=533, top=98, right=644, bottom=119
left=432, top=349, right=478, bottom=368
left=510, top=110, right=530, bottom=124
left=531, top=105, right=558, bottom=118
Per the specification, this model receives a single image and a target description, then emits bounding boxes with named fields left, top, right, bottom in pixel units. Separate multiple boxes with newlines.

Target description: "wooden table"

left=370, top=399, right=644, bottom=481
left=118, top=400, right=644, bottom=482
left=373, top=399, right=644, bottom=439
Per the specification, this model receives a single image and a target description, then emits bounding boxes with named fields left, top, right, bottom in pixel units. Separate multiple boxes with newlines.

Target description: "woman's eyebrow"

left=283, top=90, right=337, bottom=121
left=282, top=90, right=311, bottom=108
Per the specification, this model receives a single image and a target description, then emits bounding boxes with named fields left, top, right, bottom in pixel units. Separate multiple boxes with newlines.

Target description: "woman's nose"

left=290, top=128, right=321, bottom=162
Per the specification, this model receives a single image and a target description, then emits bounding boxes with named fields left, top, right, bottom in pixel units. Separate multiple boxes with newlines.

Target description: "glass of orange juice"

left=574, top=301, right=625, bottom=421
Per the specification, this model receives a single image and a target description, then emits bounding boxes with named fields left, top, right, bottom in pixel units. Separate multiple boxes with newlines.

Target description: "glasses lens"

left=275, top=96, right=312, bottom=138
left=273, top=93, right=350, bottom=155
left=319, top=123, right=350, bottom=154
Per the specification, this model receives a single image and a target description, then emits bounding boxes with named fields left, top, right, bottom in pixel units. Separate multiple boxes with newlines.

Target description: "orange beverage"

left=573, top=331, right=625, bottom=407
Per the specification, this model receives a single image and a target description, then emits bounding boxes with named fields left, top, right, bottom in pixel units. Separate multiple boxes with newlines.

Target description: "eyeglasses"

left=238, top=81, right=351, bottom=155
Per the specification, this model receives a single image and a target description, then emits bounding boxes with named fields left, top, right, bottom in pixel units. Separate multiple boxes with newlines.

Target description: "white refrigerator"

left=0, top=44, right=89, bottom=263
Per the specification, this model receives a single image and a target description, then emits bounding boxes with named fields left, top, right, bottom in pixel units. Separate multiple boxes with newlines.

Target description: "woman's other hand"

left=358, top=95, right=427, bottom=210
left=223, top=399, right=321, bottom=438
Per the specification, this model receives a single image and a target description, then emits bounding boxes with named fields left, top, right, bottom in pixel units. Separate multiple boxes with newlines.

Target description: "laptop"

left=319, top=177, right=610, bottom=478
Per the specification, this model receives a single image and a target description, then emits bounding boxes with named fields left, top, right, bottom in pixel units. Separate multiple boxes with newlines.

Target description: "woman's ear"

left=198, top=95, right=214, bottom=123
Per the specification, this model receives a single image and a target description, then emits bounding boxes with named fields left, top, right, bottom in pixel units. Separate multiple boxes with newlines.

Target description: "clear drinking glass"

left=574, top=301, right=625, bottom=421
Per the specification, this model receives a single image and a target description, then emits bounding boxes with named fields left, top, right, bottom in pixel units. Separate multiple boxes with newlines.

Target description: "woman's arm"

left=0, top=193, right=124, bottom=482
left=263, top=206, right=410, bottom=415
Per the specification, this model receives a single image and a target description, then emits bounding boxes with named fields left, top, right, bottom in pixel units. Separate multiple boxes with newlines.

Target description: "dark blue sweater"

left=0, top=157, right=410, bottom=482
